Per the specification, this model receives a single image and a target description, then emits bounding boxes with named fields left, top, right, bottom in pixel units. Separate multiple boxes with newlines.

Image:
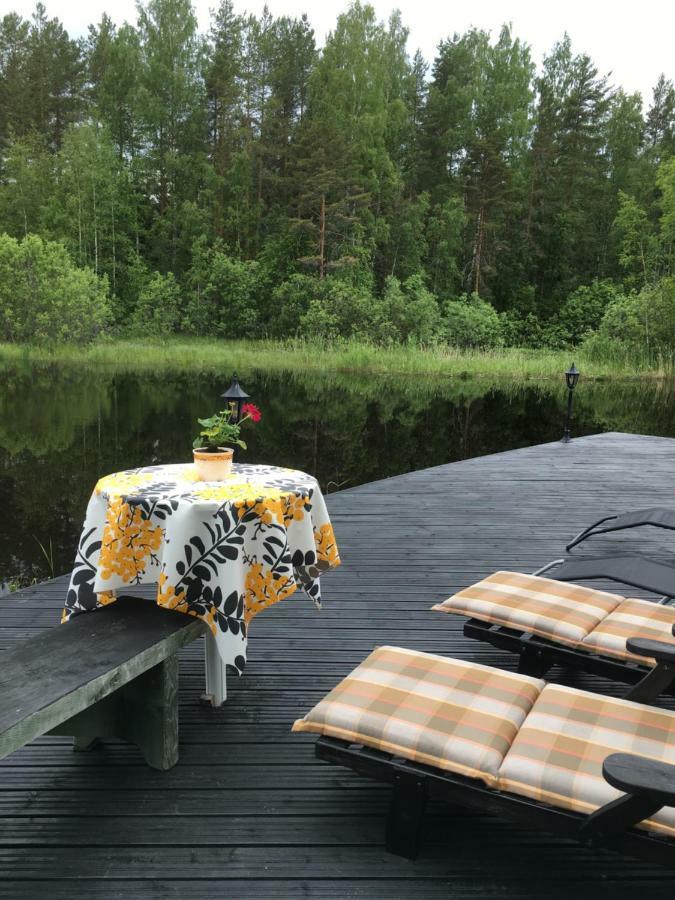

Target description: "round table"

left=65, top=463, right=341, bottom=688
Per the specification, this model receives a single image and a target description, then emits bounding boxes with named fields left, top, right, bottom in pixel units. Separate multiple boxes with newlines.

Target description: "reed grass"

left=0, top=338, right=665, bottom=381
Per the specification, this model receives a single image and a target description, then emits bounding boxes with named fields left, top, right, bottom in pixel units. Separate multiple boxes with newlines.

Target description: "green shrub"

left=294, top=276, right=384, bottom=342
left=378, top=277, right=408, bottom=344
left=593, top=293, right=648, bottom=347
left=441, top=293, right=503, bottom=348
left=130, top=271, right=182, bottom=335
left=557, top=279, right=624, bottom=345
left=328, top=279, right=384, bottom=340
left=299, top=298, right=340, bottom=341
left=589, top=278, right=675, bottom=363
left=0, top=232, right=111, bottom=345
left=270, top=275, right=317, bottom=337
left=500, top=311, right=546, bottom=348
left=184, top=240, right=261, bottom=336
left=268, top=273, right=443, bottom=346
left=382, top=275, right=442, bottom=344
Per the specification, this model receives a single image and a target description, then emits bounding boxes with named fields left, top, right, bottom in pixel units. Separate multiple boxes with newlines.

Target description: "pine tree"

left=204, top=0, right=244, bottom=242
left=135, top=0, right=206, bottom=272
left=291, top=3, right=410, bottom=283
left=24, top=3, right=84, bottom=149
left=0, top=13, right=32, bottom=150
left=527, top=36, right=610, bottom=308
left=86, top=16, right=141, bottom=161
left=646, top=75, right=675, bottom=162
left=421, top=26, right=533, bottom=302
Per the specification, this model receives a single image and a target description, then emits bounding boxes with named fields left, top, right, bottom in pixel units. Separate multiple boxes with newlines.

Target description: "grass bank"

left=0, top=338, right=664, bottom=381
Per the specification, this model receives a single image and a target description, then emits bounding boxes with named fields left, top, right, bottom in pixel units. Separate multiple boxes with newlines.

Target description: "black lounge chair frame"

left=465, top=620, right=675, bottom=702
left=567, top=507, right=675, bottom=552
left=460, top=554, right=675, bottom=702
left=315, top=736, right=675, bottom=866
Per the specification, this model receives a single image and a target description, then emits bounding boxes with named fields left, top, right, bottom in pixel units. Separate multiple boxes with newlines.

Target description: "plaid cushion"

left=292, top=646, right=544, bottom=787
left=433, top=571, right=622, bottom=647
left=499, top=684, right=675, bottom=838
left=582, top=597, right=675, bottom=663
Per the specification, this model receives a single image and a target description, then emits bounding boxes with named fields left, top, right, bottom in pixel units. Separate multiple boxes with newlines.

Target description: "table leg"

left=202, top=630, right=227, bottom=707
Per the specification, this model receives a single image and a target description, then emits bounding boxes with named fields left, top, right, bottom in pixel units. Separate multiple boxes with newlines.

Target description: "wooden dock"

left=2, top=432, right=675, bottom=897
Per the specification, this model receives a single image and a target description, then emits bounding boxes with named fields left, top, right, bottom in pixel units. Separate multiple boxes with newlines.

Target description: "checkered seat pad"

left=433, top=570, right=622, bottom=646
left=581, top=597, right=675, bottom=663
left=292, top=646, right=545, bottom=787
left=498, top=683, right=675, bottom=838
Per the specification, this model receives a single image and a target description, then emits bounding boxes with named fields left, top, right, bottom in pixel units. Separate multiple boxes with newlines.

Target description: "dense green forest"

left=0, top=0, right=674, bottom=357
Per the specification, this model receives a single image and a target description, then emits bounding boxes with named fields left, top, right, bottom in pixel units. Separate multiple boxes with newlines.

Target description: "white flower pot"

left=193, top=447, right=234, bottom=481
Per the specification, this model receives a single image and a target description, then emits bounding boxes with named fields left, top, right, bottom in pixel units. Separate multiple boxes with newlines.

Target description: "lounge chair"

left=293, top=645, right=675, bottom=863
left=433, top=560, right=675, bottom=702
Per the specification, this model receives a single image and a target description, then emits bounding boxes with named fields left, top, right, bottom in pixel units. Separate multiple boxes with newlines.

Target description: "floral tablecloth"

left=65, top=463, right=341, bottom=673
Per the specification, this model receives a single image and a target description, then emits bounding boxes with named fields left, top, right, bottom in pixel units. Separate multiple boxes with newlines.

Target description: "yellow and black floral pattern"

left=65, top=463, right=341, bottom=673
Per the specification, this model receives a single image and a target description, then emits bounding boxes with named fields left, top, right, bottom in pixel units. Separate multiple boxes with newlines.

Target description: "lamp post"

left=561, top=362, right=580, bottom=443
left=221, top=373, right=250, bottom=424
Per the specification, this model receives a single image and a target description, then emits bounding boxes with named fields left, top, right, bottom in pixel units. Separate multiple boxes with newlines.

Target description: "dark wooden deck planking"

left=2, top=431, right=675, bottom=898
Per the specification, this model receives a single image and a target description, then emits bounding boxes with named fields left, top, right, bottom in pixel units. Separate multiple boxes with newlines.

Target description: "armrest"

left=626, top=637, right=675, bottom=665
left=579, top=752, right=675, bottom=843
left=603, top=752, right=675, bottom=805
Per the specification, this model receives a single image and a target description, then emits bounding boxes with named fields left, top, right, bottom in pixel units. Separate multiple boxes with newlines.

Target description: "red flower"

left=242, top=403, right=262, bottom=423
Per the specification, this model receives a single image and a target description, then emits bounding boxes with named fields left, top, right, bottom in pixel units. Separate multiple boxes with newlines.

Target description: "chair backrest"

left=550, top=555, right=675, bottom=599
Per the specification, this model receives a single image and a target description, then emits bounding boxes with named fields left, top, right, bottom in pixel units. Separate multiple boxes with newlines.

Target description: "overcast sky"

left=7, top=0, right=674, bottom=106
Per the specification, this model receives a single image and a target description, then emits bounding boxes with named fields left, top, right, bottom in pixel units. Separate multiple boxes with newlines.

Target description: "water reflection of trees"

left=0, top=367, right=113, bottom=456
left=2, top=363, right=675, bottom=582
left=576, top=381, right=675, bottom=437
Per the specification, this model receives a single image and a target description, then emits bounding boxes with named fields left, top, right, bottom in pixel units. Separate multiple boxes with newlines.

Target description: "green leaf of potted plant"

left=192, top=403, right=262, bottom=481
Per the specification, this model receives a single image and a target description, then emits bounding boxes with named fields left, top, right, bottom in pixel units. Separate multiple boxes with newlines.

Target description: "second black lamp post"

left=561, top=363, right=580, bottom=443
left=221, top=373, right=250, bottom=424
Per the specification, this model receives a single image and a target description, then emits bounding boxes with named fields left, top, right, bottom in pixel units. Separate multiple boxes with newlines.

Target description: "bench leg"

left=119, top=655, right=180, bottom=770
left=202, top=630, right=227, bottom=707
left=385, top=772, right=428, bottom=859
left=49, top=655, right=180, bottom=771
left=49, top=693, right=119, bottom=754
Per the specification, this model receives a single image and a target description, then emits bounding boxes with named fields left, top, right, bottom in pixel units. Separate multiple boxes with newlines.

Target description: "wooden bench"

left=0, top=596, right=205, bottom=771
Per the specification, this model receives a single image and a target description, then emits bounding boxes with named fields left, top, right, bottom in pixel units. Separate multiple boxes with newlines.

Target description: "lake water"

left=2, top=363, right=674, bottom=585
